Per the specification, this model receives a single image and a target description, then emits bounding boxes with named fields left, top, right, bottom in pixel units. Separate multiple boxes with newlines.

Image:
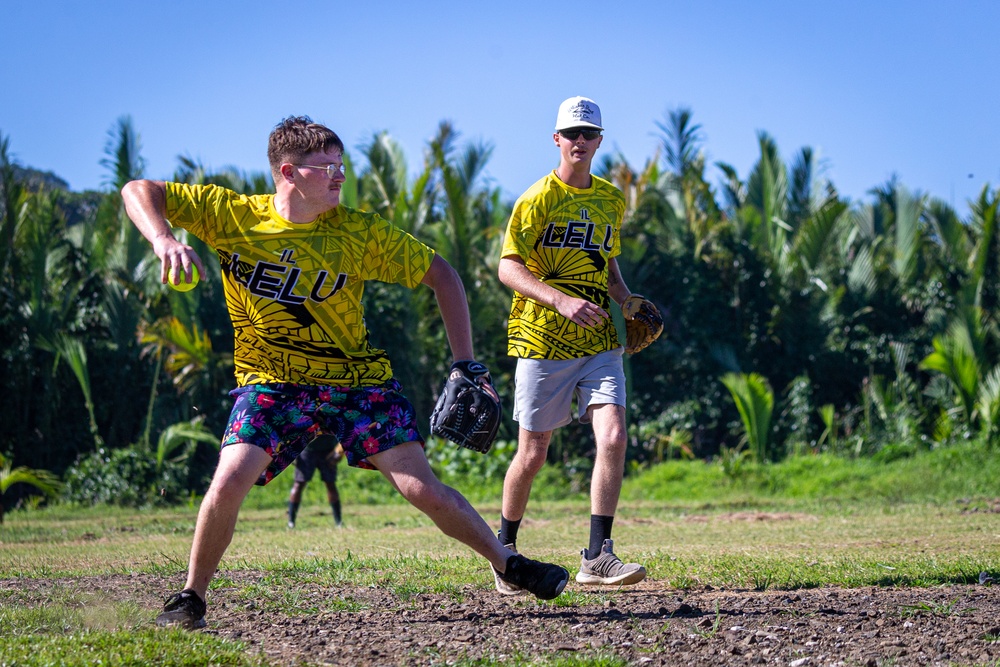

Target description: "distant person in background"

left=288, top=435, right=344, bottom=528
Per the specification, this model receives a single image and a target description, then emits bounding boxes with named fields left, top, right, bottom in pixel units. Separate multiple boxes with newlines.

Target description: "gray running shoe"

left=575, top=539, right=646, bottom=586
left=499, top=554, right=569, bottom=600
left=156, top=589, right=207, bottom=629
left=492, top=543, right=527, bottom=596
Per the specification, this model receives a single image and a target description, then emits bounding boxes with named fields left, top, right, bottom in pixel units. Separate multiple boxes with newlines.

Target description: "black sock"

left=288, top=501, right=300, bottom=523
left=331, top=501, right=342, bottom=525
left=498, top=517, right=521, bottom=548
left=588, top=514, right=614, bottom=559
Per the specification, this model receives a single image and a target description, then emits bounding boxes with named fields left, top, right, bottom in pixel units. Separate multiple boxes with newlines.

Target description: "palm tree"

left=656, top=107, right=702, bottom=177
left=356, top=131, right=434, bottom=235
left=100, top=115, right=148, bottom=280
left=84, top=116, right=158, bottom=449
left=3, top=183, right=104, bottom=465
left=655, top=108, right=724, bottom=261
left=0, top=133, right=23, bottom=277
left=966, top=186, right=1000, bottom=316
left=917, top=188, right=1000, bottom=438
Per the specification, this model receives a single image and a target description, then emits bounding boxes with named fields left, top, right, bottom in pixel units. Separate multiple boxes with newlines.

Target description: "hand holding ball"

left=169, top=265, right=201, bottom=292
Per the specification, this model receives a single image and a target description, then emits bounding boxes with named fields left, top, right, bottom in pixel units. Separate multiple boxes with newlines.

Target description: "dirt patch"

left=4, top=574, right=1000, bottom=665
left=684, top=512, right=815, bottom=523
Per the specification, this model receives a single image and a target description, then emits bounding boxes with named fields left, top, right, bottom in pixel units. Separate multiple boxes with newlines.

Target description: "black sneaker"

left=492, top=543, right=527, bottom=596
left=155, top=589, right=207, bottom=629
left=498, top=554, right=569, bottom=600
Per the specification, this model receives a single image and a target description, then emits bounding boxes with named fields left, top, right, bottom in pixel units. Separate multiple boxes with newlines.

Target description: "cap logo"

left=569, top=101, right=596, bottom=121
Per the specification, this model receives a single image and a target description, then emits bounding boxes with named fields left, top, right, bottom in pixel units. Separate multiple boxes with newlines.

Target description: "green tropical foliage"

left=0, top=453, right=61, bottom=523
left=0, top=107, right=998, bottom=515
left=721, top=372, right=774, bottom=462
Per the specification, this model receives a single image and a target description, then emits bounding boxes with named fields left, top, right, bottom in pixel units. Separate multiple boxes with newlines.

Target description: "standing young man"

left=122, top=116, right=569, bottom=629
left=495, top=97, right=647, bottom=593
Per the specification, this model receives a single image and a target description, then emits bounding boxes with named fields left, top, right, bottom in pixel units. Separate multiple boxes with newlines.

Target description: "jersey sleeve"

left=501, top=195, right=545, bottom=261
left=359, top=215, right=435, bottom=288
left=164, top=182, right=234, bottom=246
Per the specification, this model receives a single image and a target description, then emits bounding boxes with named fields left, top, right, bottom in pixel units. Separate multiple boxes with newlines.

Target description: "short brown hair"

left=267, top=116, right=345, bottom=178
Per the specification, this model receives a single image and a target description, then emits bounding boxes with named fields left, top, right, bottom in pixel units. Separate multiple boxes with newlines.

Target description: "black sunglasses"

left=559, top=128, right=602, bottom=141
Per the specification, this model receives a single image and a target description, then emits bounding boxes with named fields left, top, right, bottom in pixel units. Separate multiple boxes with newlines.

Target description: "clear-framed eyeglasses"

left=295, top=163, right=346, bottom=179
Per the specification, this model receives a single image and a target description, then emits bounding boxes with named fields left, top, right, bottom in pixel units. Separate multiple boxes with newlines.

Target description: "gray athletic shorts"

left=513, top=348, right=626, bottom=432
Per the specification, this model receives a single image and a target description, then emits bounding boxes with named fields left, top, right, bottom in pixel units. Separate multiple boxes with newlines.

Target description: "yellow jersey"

left=501, top=171, right=625, bottom=359
left=165, top=182, right=435, bottom=386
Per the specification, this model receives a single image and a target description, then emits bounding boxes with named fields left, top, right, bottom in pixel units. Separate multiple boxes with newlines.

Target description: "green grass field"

left=2, top=441, right=1000, bottom=665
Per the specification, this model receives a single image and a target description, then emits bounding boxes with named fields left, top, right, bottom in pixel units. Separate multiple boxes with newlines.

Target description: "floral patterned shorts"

left=221, top=380, right=424, bottom=486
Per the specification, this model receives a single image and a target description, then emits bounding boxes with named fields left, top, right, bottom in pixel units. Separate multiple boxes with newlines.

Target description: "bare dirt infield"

left=6, top=573, right=1000, bottom=666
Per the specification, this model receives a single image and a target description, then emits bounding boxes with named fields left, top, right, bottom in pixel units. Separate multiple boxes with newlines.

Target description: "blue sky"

left=3, top=1, right=998, bottom=216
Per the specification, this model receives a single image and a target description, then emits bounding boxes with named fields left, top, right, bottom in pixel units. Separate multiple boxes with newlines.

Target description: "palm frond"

left=155, top=419, right=220, bottom=470
left=0, top=461, right=63, bottom=497
left=721, top=372, right=774, bottom=462
left=99, top=115, right=145, bottom=191
left=893, top=185, right=922, bottom=286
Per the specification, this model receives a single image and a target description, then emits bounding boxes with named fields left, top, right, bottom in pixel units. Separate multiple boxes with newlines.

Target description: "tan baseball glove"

left=622, top=294, right=664, bottom=354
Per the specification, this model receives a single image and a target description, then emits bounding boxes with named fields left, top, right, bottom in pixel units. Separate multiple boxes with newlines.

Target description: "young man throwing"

left=495, top=97, right=647, bottom=592
left=122, top=116, right=569, bottom=629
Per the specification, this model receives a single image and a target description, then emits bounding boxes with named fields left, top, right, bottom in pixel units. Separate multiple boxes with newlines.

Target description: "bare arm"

left=120, top=179, right=206, bottom=284
left=498, top=254, right=610, bottom=328
left=607, top=257, right=632, bottom=306
left=421, top=254, right=475, bottom=361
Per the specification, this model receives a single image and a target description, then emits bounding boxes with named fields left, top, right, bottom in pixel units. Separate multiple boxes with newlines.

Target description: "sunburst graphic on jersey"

left=501, top=172, right=626, bottom=360
left=218, top=249, right=387, bottom=385
left=528, top=242, right=609, bottom=304
left=508, top=228, right=616, bottom=359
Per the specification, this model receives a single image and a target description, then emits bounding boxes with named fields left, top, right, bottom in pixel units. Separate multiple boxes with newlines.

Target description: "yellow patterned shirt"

left=501, top=171, right=625, bottom=359
left=165, top=182, right=435, bottom=387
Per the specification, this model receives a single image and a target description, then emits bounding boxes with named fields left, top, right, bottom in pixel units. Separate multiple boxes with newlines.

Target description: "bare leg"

left=184, top=444, right=272, bottom=599
left=588, top=403, right=628, bottom=516
left=288, top=479, right=306, bottom=526
left=577, top=402, right=645, bottom=585
left=370, top=442, right=512, bottom=572
left=289, top=480, right=307, bottom=504
left=501, top=428, right=552, bottom=522
left=323, top=480, right=340, bottom=506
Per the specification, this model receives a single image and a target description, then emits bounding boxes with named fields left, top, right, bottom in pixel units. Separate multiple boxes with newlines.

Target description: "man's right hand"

left=555, top=293, right=609, bottom=329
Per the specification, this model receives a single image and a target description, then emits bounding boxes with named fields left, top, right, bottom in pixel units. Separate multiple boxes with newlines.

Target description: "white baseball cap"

left=554, top=96, right=603, bottom=131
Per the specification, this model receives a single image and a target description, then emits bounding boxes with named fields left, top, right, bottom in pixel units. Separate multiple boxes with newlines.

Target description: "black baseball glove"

left=430, top=360, right=503, bottom=453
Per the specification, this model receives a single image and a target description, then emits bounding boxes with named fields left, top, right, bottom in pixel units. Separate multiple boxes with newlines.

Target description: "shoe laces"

left=582, top=540, right=631, bottom=576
